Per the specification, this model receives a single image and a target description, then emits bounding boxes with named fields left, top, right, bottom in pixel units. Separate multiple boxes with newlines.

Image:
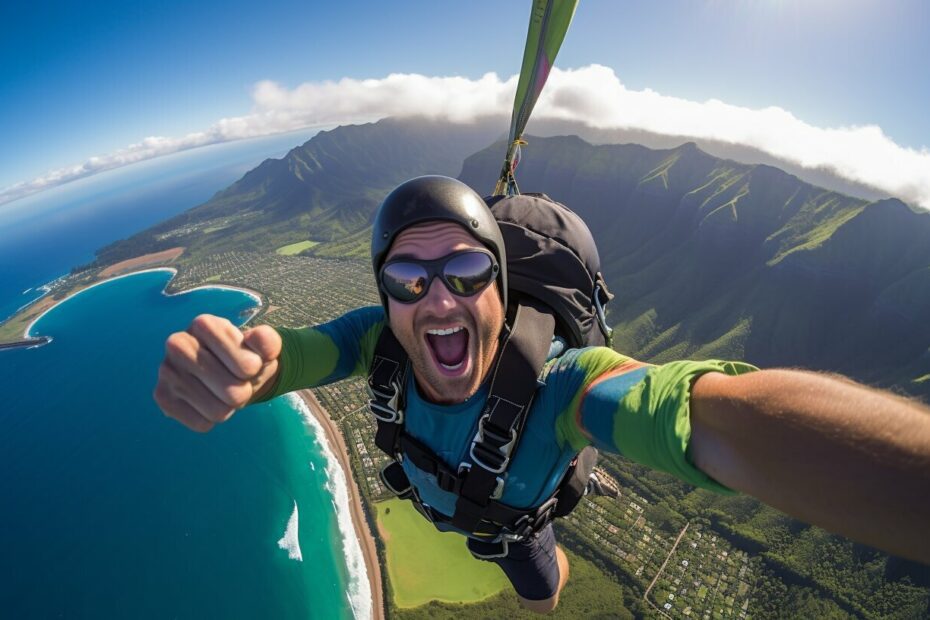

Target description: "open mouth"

left=425, top=325, right=470, bottom=374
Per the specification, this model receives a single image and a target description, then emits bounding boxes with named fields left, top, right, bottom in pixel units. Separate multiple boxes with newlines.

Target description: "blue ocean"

left=0, top=135, right=366, bottom=618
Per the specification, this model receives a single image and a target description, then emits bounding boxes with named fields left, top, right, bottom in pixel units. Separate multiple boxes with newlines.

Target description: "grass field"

left=376, top=498, right=508, bottom=608
left=275, top=240, right=319, bottom=255
left=394, top=543, right=634, bottom=619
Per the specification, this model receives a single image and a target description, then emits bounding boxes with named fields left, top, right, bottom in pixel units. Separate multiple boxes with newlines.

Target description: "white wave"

left=309, top=461, right=315, bottom=471
left=22, top=287, right=32, bottom=294
left=277, top=500, right=303, bottom=562
left=285, top=393, right=372, bottom=620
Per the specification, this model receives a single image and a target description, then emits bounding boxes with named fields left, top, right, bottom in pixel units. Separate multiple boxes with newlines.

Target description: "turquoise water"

left=0, top=270, right=359, bottom=618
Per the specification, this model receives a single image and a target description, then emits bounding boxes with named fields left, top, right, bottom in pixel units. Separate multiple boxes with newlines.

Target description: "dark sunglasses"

left=379, top=250, right=500, bottom=304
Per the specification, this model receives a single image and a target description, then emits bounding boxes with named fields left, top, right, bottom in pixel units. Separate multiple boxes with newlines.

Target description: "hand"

left=153, top=314, right=282, bottom=432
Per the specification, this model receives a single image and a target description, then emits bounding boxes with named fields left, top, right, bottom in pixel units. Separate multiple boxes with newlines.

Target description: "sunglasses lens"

left=443, top=252, right=496, bottom=295
left=381, top=262, right=429, bottom=302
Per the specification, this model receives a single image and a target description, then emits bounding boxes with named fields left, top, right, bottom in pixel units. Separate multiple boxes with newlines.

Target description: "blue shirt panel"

left=401, top=358, right=580, bottom=521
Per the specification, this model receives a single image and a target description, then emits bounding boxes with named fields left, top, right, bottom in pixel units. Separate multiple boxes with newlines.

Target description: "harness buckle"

left=435, top=468, right=459, bottom=493
left=469, top=416, right=517, bottom=474
left=507, top=496, right=559, bottom=541
left=368, top=399, right=403, bottom=423
left=379, top=461, right=412, bottom=499
left=477, top=415, right=517, bottom=446
left=532, top=496, right=559, bottom=530
left=510, top=514, right=534, bottom=540
left=499, top=529, right=525, bottom=543
left=458, top=462, right=505, bottom=499
left=367, top=379, right=404, bottom=423
left=593, top=282, right=613, bottom=345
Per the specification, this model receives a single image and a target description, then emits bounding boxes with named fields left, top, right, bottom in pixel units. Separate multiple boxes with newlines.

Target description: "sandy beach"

left=98, top=247, right=185, bottom=277
left=298, top=389, right=385, bottom=620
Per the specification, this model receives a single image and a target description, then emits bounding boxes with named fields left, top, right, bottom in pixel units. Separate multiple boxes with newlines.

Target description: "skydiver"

left=154, top=175, right=930, bottom=613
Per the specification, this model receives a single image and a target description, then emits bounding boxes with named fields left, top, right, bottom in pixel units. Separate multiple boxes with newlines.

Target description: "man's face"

left=384, top=221, right=505, bottom=404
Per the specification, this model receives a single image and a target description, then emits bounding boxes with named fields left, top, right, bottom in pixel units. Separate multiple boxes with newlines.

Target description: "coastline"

left=9, top=265, right=382, bottom=613
left=297, top=389, right=385, bottom=620
left=22, top=267, right=264, bottom=339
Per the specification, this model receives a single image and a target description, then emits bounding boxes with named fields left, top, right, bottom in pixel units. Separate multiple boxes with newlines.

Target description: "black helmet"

left=371, top=175, right=507, bottom=310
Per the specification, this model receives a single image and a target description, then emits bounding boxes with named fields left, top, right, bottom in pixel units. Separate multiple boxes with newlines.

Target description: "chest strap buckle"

left=469, top=415, right=517, bottom=474
left=367, top=379, right=404, bottom=423
left=458, top=462, right=505, bottom=500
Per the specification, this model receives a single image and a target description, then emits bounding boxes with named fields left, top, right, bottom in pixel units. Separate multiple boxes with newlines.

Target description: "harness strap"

left=367, top=326, right=409, bottom=457
left=399, top=433, right=462, bottom=494
left=367, top=301, right=574, bottom=540
left=451, top=300, right=555, bottom=532
left=394, top=442, right=600, bottom=529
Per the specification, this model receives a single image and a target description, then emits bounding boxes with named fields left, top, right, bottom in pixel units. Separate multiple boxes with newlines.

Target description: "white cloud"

left=3, top=64, right=929, bottom=208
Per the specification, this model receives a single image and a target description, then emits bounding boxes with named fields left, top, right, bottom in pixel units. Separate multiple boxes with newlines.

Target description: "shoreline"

left=22, top=267, right=264, bottom=339
left=297, top=389, right=385, bottom=620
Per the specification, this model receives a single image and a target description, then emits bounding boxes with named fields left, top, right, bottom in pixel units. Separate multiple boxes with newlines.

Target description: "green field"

left=275, top=240, right=319, bottom=255
left=376, top=499, right=508, bottom=608
left=394, top=543, right=634, bottom=619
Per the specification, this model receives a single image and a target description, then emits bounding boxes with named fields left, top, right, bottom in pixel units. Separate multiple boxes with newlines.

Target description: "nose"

left=419, top=274, right=459, bottom=313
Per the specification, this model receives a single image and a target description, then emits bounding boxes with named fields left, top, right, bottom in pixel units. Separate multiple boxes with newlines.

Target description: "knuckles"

left=190, top=314, right=224, bottom=336
left=164, top=331, right=192, bottom=360
left=154, top=364, right=178, bottom=404
left=244, top=325, right=282, bottom=362
left=236, top=351, right=264, bottom=379
left=218, top=381, right=253, bottom=410
left=202, top=399, right=236, bottom=423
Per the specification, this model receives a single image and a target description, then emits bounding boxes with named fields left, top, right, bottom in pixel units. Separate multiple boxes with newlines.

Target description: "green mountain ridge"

left=458, top=136, right=930, bottom=397
left=93, top=117, right=930, bottom=397
left=94, top=117, right=501, bottom=263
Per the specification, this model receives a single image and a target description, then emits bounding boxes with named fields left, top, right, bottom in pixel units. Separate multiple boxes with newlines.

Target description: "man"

left=155, top=176, right=930, bottom=613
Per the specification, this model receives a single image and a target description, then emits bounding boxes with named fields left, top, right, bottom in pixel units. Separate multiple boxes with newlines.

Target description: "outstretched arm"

left=690, top=369, right=930, bottom=563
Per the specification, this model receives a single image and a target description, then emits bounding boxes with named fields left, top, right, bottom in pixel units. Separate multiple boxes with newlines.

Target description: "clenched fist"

left=153, top=314, right=282, bottom=432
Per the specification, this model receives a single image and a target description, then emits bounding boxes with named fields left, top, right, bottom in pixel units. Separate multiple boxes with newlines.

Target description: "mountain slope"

left=459, top=137, right=930, bottom=397
left=97, top=120, right=930, bottom=398
left=94, top=117, right=501, bottom=263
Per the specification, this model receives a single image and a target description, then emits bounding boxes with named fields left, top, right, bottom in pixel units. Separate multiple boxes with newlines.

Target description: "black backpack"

left=489, top=192, right=613, bottom=349
left=368, top=192, right=613, bottom=540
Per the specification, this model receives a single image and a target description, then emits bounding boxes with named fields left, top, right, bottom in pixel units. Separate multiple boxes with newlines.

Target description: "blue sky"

left=1, top=0, right=928, bottom=202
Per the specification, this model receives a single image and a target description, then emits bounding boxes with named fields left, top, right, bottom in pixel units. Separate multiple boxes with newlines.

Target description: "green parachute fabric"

left=494, top=0, right=579, bottom=196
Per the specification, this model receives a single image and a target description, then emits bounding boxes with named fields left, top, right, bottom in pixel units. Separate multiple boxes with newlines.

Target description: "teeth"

left=427, top=326, right=464, bottom=336
left=440, top=360, right=464, bottom=371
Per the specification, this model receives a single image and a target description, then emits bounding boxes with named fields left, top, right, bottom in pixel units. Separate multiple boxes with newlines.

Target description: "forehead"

left=386, top=221, right=483, bottom=261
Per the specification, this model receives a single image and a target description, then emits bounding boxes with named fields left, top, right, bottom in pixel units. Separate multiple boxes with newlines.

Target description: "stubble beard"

left=393, top=310, right=500, bottom=404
